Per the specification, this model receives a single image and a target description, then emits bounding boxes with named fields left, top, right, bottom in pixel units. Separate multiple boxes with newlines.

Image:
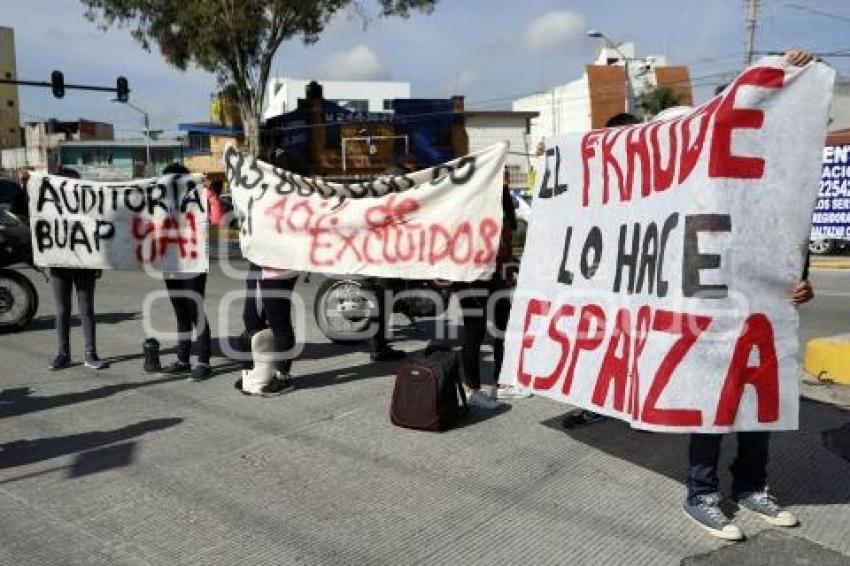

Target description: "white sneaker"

left=496, top=384, right=532, bottom=400
left=468, top=390, right=500, bottom=410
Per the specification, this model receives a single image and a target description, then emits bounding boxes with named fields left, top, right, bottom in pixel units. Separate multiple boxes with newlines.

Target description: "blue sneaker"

left=683, top=493, right=743, bottom=541
left=735, top=490, right=797, bottom=527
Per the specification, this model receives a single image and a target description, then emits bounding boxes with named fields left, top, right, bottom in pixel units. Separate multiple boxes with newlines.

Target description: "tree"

left=637, top=86, right=681, bottom=119
left=81, top=0, right=439, bottom=155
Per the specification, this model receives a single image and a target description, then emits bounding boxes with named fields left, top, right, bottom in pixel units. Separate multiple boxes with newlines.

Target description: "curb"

left=811, top=261, right=850, bottom=270
left=805, top=335, right=850, bottom=386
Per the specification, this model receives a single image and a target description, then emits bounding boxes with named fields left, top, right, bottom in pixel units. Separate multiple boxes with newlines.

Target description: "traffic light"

left=51, top=70, right=64, bottom=98
left=116, top=76, right=129, bottom=102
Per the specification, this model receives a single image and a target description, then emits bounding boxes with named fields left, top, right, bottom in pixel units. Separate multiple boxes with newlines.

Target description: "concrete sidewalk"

left=1, top=266, right=849, bottom=565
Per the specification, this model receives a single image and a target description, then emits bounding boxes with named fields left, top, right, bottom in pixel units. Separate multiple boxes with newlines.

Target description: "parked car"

left=809, top=239, right=850, bottom=255
left=0, top=179, right=28, bottom=217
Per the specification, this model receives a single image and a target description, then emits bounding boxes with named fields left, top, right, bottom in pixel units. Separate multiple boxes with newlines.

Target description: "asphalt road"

left=0, top=260, right=848, bottom=565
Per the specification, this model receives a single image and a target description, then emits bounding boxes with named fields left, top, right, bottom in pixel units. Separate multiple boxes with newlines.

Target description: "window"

left=4, top=72, right=10, bottom=79
left=6, top=100, right=13, bottom=108
left=383, top=99, right=394, bottom=111
left=187, top=133, right=211, bottom=154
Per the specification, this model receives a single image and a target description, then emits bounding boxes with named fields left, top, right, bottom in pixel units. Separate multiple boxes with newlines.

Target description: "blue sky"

left=4, top=0, right=849, bottom=138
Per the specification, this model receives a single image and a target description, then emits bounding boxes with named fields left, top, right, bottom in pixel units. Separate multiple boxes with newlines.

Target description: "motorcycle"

left=314, top=277, right=451, bottom=344
left=0, top=208, right=39, bottom=331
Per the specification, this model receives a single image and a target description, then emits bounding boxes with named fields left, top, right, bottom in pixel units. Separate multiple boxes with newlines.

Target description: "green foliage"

left=81, top=0, right=438, bottom=152
left=637, top=86, right=681, bottom=118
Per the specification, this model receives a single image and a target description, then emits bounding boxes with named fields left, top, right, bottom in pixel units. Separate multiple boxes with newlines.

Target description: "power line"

left=783, top=2, right=850, bottom=24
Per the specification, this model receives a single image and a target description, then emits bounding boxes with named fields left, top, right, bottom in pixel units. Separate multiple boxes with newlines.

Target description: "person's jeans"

left=259, top=276, right=298, bottom=374
left=165, top=274, right=211, bottom=365
left=686, top=432, right=770, bottom=502
left=50, top=268, right=97, bottom=357
left=456, top=277, right=511, bottom=390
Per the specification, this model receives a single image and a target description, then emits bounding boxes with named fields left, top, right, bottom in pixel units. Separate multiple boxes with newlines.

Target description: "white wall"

left=466, top=114, right=533, bottom=186
left=264, top=78, right=411, bottom=120
left=513, top=77, right=591, bottom=142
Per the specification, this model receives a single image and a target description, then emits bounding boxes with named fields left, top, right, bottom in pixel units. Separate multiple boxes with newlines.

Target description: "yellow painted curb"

left=805, top=335, right=850, bottom=385
left=810, top=261, right=850, bottom=270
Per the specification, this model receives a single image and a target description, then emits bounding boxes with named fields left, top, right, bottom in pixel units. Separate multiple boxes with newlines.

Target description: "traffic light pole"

left=0, top=79, right=118, bottom=93
left=0, top=73, right=129, bottom=100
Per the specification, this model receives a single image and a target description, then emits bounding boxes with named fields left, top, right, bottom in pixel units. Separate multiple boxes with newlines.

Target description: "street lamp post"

left=586, top=29, right=635, bottom=115
left=112, top=99, right=151, bottom=173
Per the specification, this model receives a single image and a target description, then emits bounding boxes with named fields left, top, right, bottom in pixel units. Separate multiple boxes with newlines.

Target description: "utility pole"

left=744, top=0, right=760, bottom=67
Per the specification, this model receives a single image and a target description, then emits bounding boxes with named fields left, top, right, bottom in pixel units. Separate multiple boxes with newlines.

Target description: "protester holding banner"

left=456, top=168, right=518, bottom=409
left=681, top=49, right=818, bottom=542
left=45, top=167, right=109, bottom=371
left=160, top=163, right=213, bottom=381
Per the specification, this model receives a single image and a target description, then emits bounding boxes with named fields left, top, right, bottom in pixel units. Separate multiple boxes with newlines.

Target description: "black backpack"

left=390, top=344, right=468, bottom=431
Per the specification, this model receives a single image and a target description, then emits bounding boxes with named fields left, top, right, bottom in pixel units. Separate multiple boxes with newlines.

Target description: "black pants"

left=242, top=262, right=266, bottom=336
left=686, top=432, right=770, bottom=501
left=50, top=268, right=97, bottom=357
left=363, top=278, right=393, bottom=351
left=457, top=278, right=511, bottom=390
left=165, top=274, right=211, bottom=365
left=259, top=276, right=298, bottom=374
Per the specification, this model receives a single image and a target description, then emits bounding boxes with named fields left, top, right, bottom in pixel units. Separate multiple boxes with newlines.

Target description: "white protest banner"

left=501, top=58, right=835, bottom=433
left=28, top=173, right=208, bottom=273
left=225, top=143, right=507, bottom=281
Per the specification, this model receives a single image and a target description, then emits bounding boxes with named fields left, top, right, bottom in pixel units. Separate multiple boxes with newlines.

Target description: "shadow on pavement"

left=24, top=311, right=142, bottom=332
left=0, top=417, right=182, bottom=471
left=0, top=375, right=189, bottom=419
left=543, top=399, right=850, bottom=506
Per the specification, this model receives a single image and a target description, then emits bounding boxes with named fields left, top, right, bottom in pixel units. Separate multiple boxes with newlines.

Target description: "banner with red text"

left=225, top=143, right=507, bottom=281
left=28, top=173, right=208, bottom=273
left=501, top=58, right=835, bottom=432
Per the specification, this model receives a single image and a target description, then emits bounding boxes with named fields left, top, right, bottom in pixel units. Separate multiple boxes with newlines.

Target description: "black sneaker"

left=370, top=346, right=406, bottom=362
left=49, top=354, right=71, bottom=371
left=84, top=354, right=110, bottom=370
left=188, top=363, right=213, bottom=382
left=161, top=360, right=191, bottom=376
left=562, top=409, right=605, bottom=429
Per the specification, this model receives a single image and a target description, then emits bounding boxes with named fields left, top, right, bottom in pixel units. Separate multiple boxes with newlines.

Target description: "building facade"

left=263, top=81, right=466, bottom=178
left=1, top=119, right=114, bottom=173
left=0, top=27, right=21, bottom=150
left=179, top=122, right=243, bottom=180
left=263, top=77, right=411, bottom=121
left=464, top=111, right=538, bottom=188
left=59, top=139, right=185, bottom=180
left=513, top=43, right=692, bottom=140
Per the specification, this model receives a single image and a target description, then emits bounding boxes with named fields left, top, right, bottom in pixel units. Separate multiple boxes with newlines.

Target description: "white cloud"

left=523, top=10, right=586, bottom=56
left=317, top=45, right=388, bottom=80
